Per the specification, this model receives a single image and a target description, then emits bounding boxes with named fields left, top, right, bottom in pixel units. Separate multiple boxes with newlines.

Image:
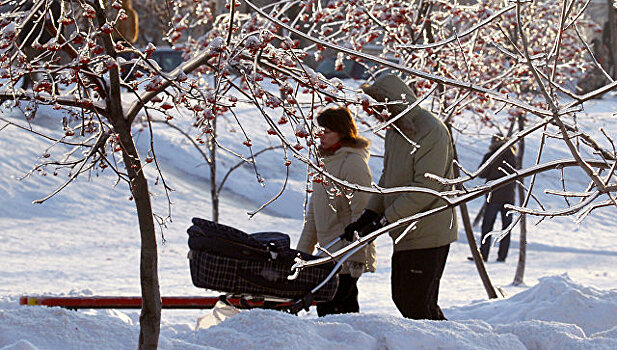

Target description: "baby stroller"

left=187, top=218, right=341, bottom=313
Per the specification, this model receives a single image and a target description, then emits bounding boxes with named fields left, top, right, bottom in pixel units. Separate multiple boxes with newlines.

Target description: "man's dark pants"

left=391, top=244, right=450, bottom=320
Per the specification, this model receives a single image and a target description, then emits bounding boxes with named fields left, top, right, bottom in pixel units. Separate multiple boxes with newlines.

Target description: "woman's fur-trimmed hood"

left=319, top=135, right=370, bottom=157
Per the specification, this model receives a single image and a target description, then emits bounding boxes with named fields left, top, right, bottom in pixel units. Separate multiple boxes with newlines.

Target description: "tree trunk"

left=513, top=115, right=527, bottom=286
left=448, top=125, right=499, bottom=299
left=98, top=0, right=162, bottom=339
left=458, top=198, right=499, bottom=298
left=210, top=118, right=219, bottom=222
left=116, top=121, right=161, bottom=349
left=606, top=0, right=617, bottom=79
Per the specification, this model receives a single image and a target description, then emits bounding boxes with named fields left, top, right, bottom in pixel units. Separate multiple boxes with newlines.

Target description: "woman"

left=297, top=106, right=376, bottom=316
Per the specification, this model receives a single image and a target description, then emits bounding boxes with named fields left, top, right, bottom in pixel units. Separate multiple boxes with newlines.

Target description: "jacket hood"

left=319, top=136, right=370, bottom=157
left=361, top=74, right=418, bottom=132
left=362, top=74, right=418, bottom=105
left=337, top=142, right=370, bottom=162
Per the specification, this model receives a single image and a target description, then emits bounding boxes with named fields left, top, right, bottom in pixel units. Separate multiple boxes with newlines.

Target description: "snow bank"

left=0, top=297, right=138, bottom=350
left=2, top=275, right=617, bottom=349
left=447, top=275, right=617, bottom=335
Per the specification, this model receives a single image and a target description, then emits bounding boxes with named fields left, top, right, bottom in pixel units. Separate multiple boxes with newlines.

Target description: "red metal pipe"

left=19, top=295, right=299, bottom=310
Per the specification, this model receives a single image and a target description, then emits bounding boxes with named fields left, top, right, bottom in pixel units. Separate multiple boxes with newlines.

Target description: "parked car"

left=119, top=47, right=184, bottom=81
left=150, top=48, right=184, bottom=72
left=315, top=56, right=371, bottom=80
left=312, top=53, right=401, bottom=81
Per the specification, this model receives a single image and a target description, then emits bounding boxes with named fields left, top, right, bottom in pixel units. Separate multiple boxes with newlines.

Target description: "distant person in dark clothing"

left=478, top=135, right=517, bottom=262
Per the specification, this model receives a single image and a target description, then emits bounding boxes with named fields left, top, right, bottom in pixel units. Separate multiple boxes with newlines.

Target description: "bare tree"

left=2, top=0, right=222, bottom=347
left=513, top=112, right=527, bottom=286
left=2, top=0, right=617, bottom=347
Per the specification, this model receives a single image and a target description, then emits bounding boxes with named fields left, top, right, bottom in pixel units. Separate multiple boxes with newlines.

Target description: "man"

left=343, top=74, right=458, bottom=320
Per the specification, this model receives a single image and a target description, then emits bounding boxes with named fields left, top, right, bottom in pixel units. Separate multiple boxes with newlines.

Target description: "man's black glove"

left=341, top=209, right=386, bottom=241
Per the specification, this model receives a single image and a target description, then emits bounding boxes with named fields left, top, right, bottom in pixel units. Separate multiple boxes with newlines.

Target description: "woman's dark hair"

left=316, top=106, right=358, bottom=141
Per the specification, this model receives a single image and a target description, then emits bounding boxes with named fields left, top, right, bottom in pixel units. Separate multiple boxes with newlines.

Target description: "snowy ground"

left=1, top=92, right=617, bottom=349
